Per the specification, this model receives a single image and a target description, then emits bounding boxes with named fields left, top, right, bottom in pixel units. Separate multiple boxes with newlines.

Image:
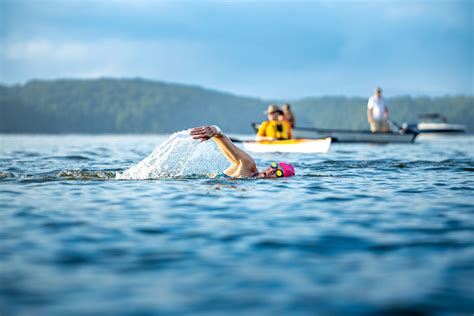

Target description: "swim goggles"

left=270, top=162, right=284, bottom=177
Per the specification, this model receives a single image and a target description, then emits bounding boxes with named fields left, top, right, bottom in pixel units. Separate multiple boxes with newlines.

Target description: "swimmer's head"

left=259, top=162, right=295, bottom=179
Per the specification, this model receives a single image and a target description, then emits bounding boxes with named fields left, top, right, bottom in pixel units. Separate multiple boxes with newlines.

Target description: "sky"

left=0, top=0, right=472, bottom=99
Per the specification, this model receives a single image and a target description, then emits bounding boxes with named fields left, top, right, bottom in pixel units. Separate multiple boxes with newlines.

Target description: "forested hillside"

left=295, top=95, right=473, bottom=131
left=1, top=79, right=472, bottom=133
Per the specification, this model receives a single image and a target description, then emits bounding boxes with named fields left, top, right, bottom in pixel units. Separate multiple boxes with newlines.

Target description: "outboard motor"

left=401, top=123, right=419, bottom=134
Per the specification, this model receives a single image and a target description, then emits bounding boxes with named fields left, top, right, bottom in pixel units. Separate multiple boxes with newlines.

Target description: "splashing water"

left=116, top=130, right=229, bottom=179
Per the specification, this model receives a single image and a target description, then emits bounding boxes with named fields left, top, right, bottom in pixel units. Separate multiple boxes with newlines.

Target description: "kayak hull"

left=243, top=137, right=331, bottom=153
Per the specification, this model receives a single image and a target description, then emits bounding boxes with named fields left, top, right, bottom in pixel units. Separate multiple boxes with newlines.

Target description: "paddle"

left=252, top=122, right=370, bottom=134
left=388, top=120, right=419, bottom=134
left=229, top=137, right=243, bottom=143
left=387, top=119, right=402, bottom=132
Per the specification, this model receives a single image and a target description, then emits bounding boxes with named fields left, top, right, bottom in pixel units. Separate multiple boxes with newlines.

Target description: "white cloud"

left=0, top=37, right=225, bottom=85
left=1, top=29, right=471, bottom=98
left=4, top=40, right=89, bottom=61
left=382, top=1, right=469, bottom=28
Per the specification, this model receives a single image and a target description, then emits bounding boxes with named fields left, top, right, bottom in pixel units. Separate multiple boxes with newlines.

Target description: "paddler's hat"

left=264, top=104, right=281, bottom=115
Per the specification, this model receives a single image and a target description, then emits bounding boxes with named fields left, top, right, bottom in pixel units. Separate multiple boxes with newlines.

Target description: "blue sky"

left=1, top=0, right=472, bottom=98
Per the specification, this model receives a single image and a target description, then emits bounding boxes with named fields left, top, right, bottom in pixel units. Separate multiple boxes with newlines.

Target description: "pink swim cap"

left=278, top=162, right=295, bottom=177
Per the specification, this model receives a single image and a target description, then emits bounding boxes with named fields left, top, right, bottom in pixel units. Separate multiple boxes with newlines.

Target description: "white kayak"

left=243, top=137, right=331, bottom=153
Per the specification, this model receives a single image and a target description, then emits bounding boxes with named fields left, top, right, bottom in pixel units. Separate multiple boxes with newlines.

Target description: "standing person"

left=367, top=87, right=390, bottom=133
left=256, top=105, right=292, bottom=140
left=282, top=103, right=296, bottom=128
left=190, top=125, right=295, bottom=178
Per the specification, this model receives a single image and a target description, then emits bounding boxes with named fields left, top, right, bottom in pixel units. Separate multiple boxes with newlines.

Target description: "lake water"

left=1, top=134, right=473, bottom=316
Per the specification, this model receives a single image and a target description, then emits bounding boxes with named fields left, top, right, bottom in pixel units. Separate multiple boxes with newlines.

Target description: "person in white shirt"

left=367, top=87, right=390, bottom=133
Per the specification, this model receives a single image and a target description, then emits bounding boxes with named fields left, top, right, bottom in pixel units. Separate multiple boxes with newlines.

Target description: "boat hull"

left=417, top=123, right=466, bottom=134
left=243, top=138, right=331, bottom=153
left=412, top=114, right=466, bottom=134
left=292, top=130, right=417, bottom=143
left=251, top=123, right=417, bottom=144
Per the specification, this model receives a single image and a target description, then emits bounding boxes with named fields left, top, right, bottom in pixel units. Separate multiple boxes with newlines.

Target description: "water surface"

left=1, top=134, right=473, bottom=315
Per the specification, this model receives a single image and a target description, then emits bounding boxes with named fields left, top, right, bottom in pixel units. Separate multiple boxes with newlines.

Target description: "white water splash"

left=116, top=130, right=229, bottom=179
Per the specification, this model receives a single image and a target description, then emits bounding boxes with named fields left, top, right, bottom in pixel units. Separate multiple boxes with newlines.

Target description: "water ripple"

left=1, top=134, right=473, bottom=316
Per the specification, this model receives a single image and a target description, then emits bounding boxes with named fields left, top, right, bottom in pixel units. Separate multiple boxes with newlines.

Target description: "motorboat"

left=406, top=114, right=466, bottom=134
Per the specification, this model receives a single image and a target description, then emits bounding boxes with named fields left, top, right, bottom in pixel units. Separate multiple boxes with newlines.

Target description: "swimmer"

left=190, top=125, right=295, bottom=179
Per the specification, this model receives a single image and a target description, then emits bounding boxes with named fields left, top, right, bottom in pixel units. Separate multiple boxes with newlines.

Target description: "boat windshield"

left=418, top=113, right=447, bottom=123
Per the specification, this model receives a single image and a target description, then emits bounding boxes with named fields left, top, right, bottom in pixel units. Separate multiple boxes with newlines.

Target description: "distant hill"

left=295, top=95, right=474, bottom=132
left=1, top=78, right=473, bottom=133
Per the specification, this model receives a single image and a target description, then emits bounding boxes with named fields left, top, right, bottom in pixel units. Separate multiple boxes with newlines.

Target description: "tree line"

left=1, top=78, right=472, bottom=134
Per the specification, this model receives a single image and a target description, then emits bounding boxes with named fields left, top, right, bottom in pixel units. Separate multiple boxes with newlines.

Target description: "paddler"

left=282, top=103, right=296, bottom=128
left=256, top=105, right=292, bottom=140
left=190, top=125, right=295, bottom=179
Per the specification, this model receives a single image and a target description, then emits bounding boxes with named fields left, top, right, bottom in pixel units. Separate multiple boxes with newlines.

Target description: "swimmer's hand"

left=190, top=125, right=223, bottom=142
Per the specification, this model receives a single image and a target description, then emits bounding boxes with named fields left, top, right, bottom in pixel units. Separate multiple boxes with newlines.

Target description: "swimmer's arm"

left=190, top=126, right=256, bottom=170
left=214, top=135, right=256, bottom=168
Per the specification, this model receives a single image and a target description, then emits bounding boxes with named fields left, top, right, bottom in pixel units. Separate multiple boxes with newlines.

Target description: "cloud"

left=382, top=1, right=471, bottom=28
left=1, top=37, right=226, bottom=84
left=1, top=0, right=472, bottom=98
left=4, top=40, right=89, bottom=61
